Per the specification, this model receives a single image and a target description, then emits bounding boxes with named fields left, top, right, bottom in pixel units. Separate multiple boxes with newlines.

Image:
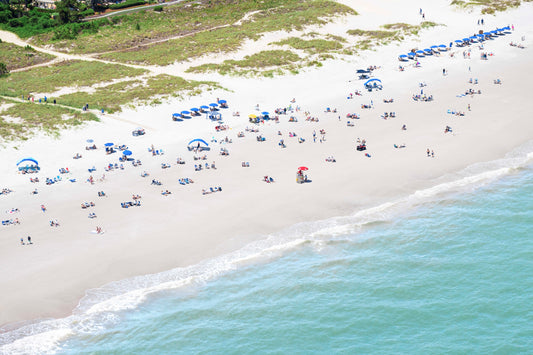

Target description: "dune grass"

left=0, top=42, right=55, bottom=71
left=186, top=50, right=302, bottom=76
left=451, top=0, right=525, bottom=14
left=0, top=60, right=147, bottom=97
left=0, top=99, right=98, bottom=141
left=271, top=37, right=345, bottom=54
left=348, top=22, right=441, bottom=48
left=96, top=0, right=356, bottom=65
left=56, top=74, right=220, bottom=113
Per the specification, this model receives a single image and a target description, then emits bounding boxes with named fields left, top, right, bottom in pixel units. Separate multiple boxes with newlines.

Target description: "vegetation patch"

left=56, top=74, right=220, bottom=113
left=0, top=60, right=146, bottom=98
left=0, top=42, right=55, bottom=71
left=348, top=22, right=442, bottom=49
left=451, top=0, right=525, bottom=14
left=0, top=99, right=98, bottom=141
left=186, top=50, right=301, bottom=76
left=86, top=0, right=355, bottom=64
left=271, top=37, right=344, bottom=54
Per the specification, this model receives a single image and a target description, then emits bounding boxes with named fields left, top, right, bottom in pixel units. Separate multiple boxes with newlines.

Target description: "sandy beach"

left=1, top=0, right=533, bottom=336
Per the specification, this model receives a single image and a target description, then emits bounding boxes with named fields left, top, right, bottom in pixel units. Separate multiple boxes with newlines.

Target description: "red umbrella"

left=298, top=166, right=308, bottom=171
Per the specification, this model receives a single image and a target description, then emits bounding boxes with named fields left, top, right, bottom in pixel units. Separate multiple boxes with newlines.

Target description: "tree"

left=56, top=0, right=82, bottom=24
left=0, top=62, right=9, bottom=77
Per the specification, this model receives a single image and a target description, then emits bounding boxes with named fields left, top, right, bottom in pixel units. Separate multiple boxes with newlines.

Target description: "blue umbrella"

left=218, top=99, right=227, bottom=104
left=123, top=150, right=132, bottom=156
left=261, top=111, right=269, bottom=116
left=209, top=103, right=218, bottom=107
left=438, top=44, right=447, bottom=49
left=399, top=54, right=408, bottom=58
left=16, top=158, right=38, bottom=166
left=86, top=139, right=94, bottom=143
left=454, top=40, right=463, bottom=43
left=172, top=113, right=181, bottom=117
left=200, top=105, right=209, bottom=109
left=104, top=143, right=114, bottom=147
left=430, top=45, right=438, bottom=49
left=503, top=26, right=510, bottom=31
left=188, top=138, right=209, bottom=146
left=181, top=110, right=190, bottom=115
left=190, top=107, right=199, bottom=112
left=364, top=78, right=382, bottom=86
left=423, top=48, right=432, bottom=53
left=462, top=38, right=470, bottom=42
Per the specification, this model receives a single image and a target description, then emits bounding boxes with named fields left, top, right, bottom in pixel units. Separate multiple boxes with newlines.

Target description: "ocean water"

left=2, top=147, right=533, bottom=354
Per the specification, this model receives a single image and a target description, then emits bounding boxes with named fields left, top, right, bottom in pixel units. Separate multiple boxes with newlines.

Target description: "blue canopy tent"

left=430, top=45, right=439, bottom=52
left=190, top=107, right=199, bottom=112
left=172, top=113, right=183, bottom=121
left=398, top=54, right=408, bottom=61
left=438, top=44, right=447, bottom=51
left=503, top=26, right=510, bottom=31
left=181, top=110, right=191, bottom=117
left=364, top=78, right=382, bottom=91
left=187, top=138, right=209, bottom=146
left=261, top=111, right=269, bottom=117
left=104, top=142, right=114, bottom=147
left=200, top=105, right=209, bottom=109
left=454, top=39, right=463, bottom=46
left=123, top=150, right=132, bottom=156
left=415, top=50, right=425, bottom=57
left=462, top=38, right=470, bottom=43
left=407, top=52, right=416, bottom=59
left=209, top=103, right=218, bottom=107
left=218, top=99, right=227, bottom=104
left=423, top=48, right=432, bottom=55
left=17, top=158, right=38, bottom=166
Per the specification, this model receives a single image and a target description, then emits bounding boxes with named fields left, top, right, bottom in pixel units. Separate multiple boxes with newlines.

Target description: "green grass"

left=91, top=0, right=355, bottom=65
left=0, top=42, right=55, bottom=71
left=0, top=60, right=147, bottom=97
left=348, top=22, right=442, bottom=49
left=0, top=99, right=98, bottom=141
left=271, top=37, right=344, bottom=54
left=56, top=74, right=220, bottom=113
left=451, top=0, right=525, bottom=14
left=186, top=50, right=301, bottom=76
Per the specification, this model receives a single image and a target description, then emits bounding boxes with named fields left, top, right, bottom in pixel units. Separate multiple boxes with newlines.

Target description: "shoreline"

left=1, top=0, right=533, bottom=342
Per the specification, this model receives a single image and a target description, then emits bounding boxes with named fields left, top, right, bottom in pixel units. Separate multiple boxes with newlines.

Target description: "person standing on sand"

left=20, top=238, right=24, bottom=245
left=27, top=236, right=32, bottom=244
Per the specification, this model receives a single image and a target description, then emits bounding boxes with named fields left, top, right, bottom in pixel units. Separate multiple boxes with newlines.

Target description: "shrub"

left=109, top=0, right=146, bottom=10
left=153, top=5, right=163, bottom=12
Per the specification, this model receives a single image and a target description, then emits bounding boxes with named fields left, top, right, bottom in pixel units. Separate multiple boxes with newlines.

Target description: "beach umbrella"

left=503, top=26, right=510, bottom=31
left=188, top=138, right=209, bottom=146
left=86, top=139, right=94, bottom=143
left=364, top=78, right=382, bottom=86
left=123, top=150, right=132, bottom=156
left=438, top=44, right=447, bottom=50
left=190, top=107, right=199, bottom=112
left=16, top=158, right=38, bottom=166
left=104, top=142, right=114, bottom=147
left=430, top=45, right=438, bottom=49
left=298, top=166, right=308, bottom=171
left=399, top=54, right=408, bottom=58
left=261, top=111, right=269, bottom=116
left=181, top=110, right=190, bottom=115
left=423, top=48, right=432, bottom=54
left=454, top=40, right=462, bottom=43
left=209, top=103, right=218, bottom=107
left=200, top=105, right=209, bottom=109
left=462, top=38, right=470, bottom=42
left=218, top=99, right=227, bottom=104
left=249, top=114, right=257, bottom=119
left=172, top=113, right=181, bottom=117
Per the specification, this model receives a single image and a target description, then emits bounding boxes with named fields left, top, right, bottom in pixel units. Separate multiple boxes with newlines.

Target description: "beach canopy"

left=430, top=45, right=438, bottom=48
left=104, top=142, right=114, bottom=147
left=415, top=50, right=424, bottom=53
left=503, top=26, right=510, bottom=30
left=17, top=158, right=38, bottom=166
left=298, top=166, right=308, bottom=171
left=86, top=139, right=94, bottom=143
left=424, top=48, right=432, bottom=53
left=181, top=110, right=190, bottom=115
left=123, top=150, right=132, bottom=156
left=399, top=54, right=408, bottom=58
left=249, top=114, right=257, bottom=119
left=200, top=105, right=209, bottom=109
left=261, top=111, right=269, bottom=116
left=172, top=113, right=181, bottom=117
left=209, top=103, right=218, bottom=107
left=462, top=38, right=470, bottom=42
left=190, top=107, right=199, bottom=112
left=218, top=99, right=227, bottom=104
left=454, top=40, right=463, bottom=43
left=364, top=78, right=382, bottom=86
left=188, top=138, right=208, bottom=146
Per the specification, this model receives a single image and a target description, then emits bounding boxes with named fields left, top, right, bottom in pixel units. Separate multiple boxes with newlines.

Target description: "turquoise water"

left=1, top=155, right=532, bottom=354
left=51, top=163, right=533, bottom=354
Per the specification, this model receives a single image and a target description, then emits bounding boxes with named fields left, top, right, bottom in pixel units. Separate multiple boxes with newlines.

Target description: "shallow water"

left=50, top=162, right=533, bottom=354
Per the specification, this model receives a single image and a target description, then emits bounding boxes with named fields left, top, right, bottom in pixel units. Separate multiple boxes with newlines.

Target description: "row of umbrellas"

left=249, top=112, right=270, bottom=119
left=399, top=26, right=511, bottom=61
left=173, top=100, right=227, bottom=118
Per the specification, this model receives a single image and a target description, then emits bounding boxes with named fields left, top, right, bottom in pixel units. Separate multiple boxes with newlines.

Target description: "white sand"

left=1, top=0, right=533, bottom=328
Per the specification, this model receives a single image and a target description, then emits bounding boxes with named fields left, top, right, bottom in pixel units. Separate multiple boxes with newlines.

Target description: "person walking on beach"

left=27, top=236, right=32, bottom=244
left=20, top=238, right=24, bottom=245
